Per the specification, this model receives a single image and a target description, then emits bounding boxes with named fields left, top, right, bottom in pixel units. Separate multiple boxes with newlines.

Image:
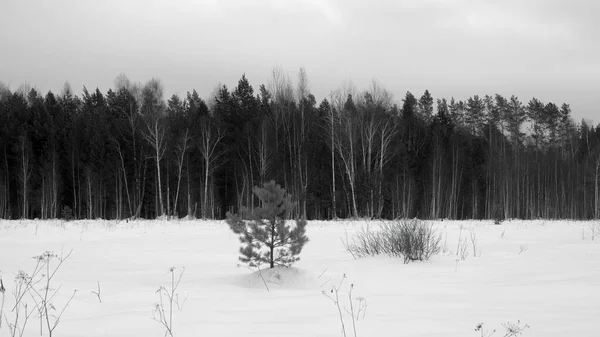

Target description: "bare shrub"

left=322, top=274, right=367, bottom=337
left=152, top=267, right=187, bottom=337
left=342, top=225, right=385, bottom=259
left=382, top=219, right=441, bottom=263
left=28, top=251, right=77, bottom=337
left=501, top=320, right=530, bottom=336
left=475, top=320, right=530, bottom=337
left=1, top=251, right=76, bottom=337
left=469, top=228, right=480, bottom=258
left=3, top=271, right=35, bottom=337
left=343, top=219, right=441, bottom=264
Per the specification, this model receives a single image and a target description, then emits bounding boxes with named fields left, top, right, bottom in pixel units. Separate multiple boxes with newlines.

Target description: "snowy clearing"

left=0, top=219, right=599, bottom=337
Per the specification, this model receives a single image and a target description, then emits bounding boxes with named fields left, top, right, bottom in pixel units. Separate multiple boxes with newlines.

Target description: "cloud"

left=299, top=0, right=343, bottom=26
left=461, top=3, right=575, bottom=42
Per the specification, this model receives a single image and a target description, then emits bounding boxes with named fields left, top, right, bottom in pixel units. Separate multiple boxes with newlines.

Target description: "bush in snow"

left=493, top=207, right=504, bottom=225
left=344, top=219, right=441, bottom=264
left=343, top=224, right=385, bottom=259
left=62, top=206, right=73, bottom=221
left=384, top=219, right=441, bottom=263
left=226, top=180, right=309, bottom=269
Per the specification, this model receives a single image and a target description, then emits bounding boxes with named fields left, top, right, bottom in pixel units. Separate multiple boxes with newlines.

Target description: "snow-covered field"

left=0, top=219, right=599, bottom=337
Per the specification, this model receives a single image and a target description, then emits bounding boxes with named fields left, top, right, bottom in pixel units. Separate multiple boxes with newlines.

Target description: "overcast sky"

left=1, top=0, right=598, bottom=123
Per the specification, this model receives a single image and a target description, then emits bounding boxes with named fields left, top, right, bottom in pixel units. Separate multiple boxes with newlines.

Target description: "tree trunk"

left=330, top=109, right=336, bottom=219
left=116, top=142, right=133, bottom=217
left=187, top=155, right=192, bottom=218
left=87, top=168, right=93, bottom=219
left=155, top=130, right=164, bottom=217
left=20, top=136, right=30, bottom=219
left=595, top=156, right=600, bottom=219
left=204, top=159, right=210, bottom=219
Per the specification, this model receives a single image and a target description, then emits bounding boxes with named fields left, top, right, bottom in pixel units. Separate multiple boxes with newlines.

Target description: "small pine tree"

left=493, top=206, right=504, bottom=225
left=226, top=181, right=309, bottom=269
left=62, top=205, right=73, bottom=221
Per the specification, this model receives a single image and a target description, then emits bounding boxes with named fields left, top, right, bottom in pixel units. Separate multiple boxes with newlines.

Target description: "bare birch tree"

left=331, top=81, right=359, bottom=218
left=18, top=134, right=32, bottom=219
left=141, top=78, right=167, bottom=218
left=173, top=129, right=191, bottom=218
left=198, top=118, right=224, bottom=219
left=114, top=74, right=146, bottom=218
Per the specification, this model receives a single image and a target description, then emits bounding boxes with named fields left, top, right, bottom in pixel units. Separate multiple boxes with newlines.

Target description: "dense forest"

left=1, top=69, right=599, bottom=221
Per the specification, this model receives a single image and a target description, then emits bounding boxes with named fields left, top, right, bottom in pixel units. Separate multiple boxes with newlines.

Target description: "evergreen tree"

left=226, top=180, right=308, bottom=268
left=466, top=95, right=485, bottom=136
left=418, top=90, right=434, bottom=122
left=401, top=91, right=418, bottom=120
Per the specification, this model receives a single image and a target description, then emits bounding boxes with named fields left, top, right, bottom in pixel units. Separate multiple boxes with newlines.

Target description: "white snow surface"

left=0, top=219, right=599, bottom=337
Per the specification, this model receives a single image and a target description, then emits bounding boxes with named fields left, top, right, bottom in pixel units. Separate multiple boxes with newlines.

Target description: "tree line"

left=1, top=69, right=599, bottom=220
